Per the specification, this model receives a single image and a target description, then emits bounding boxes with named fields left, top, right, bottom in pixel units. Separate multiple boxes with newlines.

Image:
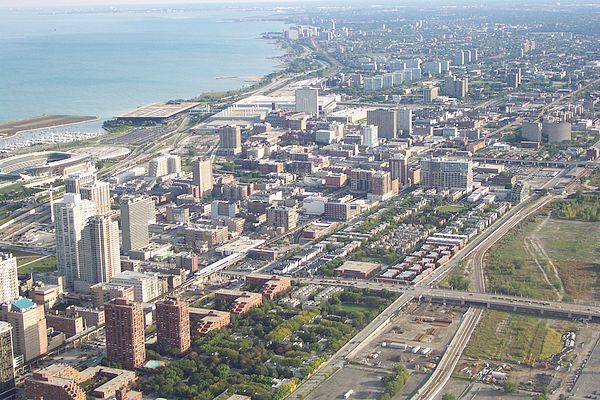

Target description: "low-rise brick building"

left=189, top=307, right=231, bottom=336
left=214, top=290, right=263, bottom=314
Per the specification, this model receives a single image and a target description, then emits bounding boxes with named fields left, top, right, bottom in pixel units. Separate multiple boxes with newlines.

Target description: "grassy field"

left=484, top=214, right=559, bottom=300
left=16, top=254, right=56, bottom=274
left=435, top=204, right=464, bottom=213
left=586, top=168, right=600, bottom=187
left=534, top=217, right=600, bottom=302
left=484, top=206, right=600, bottom=302
left=339, top=303, right=373, bottom=313
left=465, top=310, right=567, bottom=365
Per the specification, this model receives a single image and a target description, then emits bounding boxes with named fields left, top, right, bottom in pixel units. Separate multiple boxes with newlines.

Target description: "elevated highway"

left=252, top=275, right=600, bottom=322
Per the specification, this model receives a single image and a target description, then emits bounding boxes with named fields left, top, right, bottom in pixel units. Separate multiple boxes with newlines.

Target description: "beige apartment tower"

left=82, top=215, right=121, bottom=286
left=0, top=298, right=48, bottom=363
left=53, top=194, right=97, bottom=289
left=0, top=253, right=18, bottom=305
left=367, top=109, right=397, bottom=140
left=80, top=180, right=111, bottom=215
left=120, top=196, right=153, bottom=254
left=192, top=158, right=214, bottom=198
left=218, top=125, right=242, bottom=155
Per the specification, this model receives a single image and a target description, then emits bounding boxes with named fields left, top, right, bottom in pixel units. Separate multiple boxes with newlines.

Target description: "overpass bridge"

left=416, top=288, right=600, bottom=323
left=224, top=274, right=600, bottom=323
left=472, top=157, right=590, bottom=168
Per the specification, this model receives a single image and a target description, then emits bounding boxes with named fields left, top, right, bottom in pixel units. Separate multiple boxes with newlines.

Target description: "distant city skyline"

left=2, top=0, right=321, bottom=8
left=1, top=0, right=573, bottom=10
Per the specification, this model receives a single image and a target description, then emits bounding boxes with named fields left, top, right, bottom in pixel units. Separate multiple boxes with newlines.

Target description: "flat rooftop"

left=234, top=94, right=338, bottom=110
left=335, top=260, right=381, bottom=274
left=189, top=307, right=230, bottom=319
left=117, top=102, right=200, bottom=119
left=216, top=237, right=265, bottom=255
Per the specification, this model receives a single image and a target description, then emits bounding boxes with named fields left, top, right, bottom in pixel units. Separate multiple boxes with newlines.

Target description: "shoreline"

left=0, top=7, right=291, bottom=127
left=0, top=115, right=99, bottom=139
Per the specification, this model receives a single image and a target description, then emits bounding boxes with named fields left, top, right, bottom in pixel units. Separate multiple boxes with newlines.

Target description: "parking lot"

left=568, top=335, right=600, bottom=399
left=307, top=366, right=387, bottom=400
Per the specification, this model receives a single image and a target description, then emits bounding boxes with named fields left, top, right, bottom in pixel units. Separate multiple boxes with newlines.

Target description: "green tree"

left=448, top=274, right=469, bottom=290
left=503, top=380, right=518, bottom=394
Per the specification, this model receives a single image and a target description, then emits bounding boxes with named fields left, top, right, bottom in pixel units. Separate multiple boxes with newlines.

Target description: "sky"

left=1, top=0, right=315, bottom=7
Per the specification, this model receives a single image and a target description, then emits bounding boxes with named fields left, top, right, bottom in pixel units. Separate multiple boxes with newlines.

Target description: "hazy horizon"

left=2, top=0, right=578, bottom=10
left=2, top=0, right=322, bottom=8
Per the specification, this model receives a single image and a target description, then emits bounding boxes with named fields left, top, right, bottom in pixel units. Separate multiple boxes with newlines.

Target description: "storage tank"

left=388, top=342, right=408, bottom=350
left=491, top=371, right=507, bottom=381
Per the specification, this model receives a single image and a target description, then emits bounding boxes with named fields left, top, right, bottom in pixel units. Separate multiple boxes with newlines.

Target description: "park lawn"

left=351, top=247, right=397, bottom=265
left=435, top=204, right=464, bottom=213
left=339, top=303, right=373, bottom=313
left=18, top=256, right=56, bottom=274
left=484, top=214, right=558, bottom=300
left=0, top=182, right=25, bottom=196
left=17, top=255, right=40, bottom=266
left=465, top=310, right=566, bottom=365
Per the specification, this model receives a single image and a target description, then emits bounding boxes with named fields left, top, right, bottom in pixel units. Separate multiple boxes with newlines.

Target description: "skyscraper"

left=167, top=155, right=182, bottom=175
left=0, top=322, right=15, bottom=400
left=371, top=171, right=392, bottom=196
left=120, top=196, right=152, bottom=254
left=82, top=215, right=121, bottom=287
left=470, top=48, right=478, bottom=63
left=156, top=297, right=190, bottom=353
left=389, top=155, right=409, bottom=186
left=521, top=121, right=542, bottom=142
left=64, top=172, right=96, bottom=194
left=420, top=158, right=473, bottom=190
left=443, top=75, right=455, bottom=96
left=423, top=86, right=439, bottom=103
left=361, top=125, right=379, bottom=147
left=396, top=108, right=413, bottom=135
left=148, top=154, right=181, bottom=177
left=454, top=77, right=469, bottom=99
left=350, top=169, right=374, bottom=193
left=148, top=156, right=169, bottom=178
left=80, top=181, right=111, bottom=215
left=453, top=50, right=465, bottom=66
left=0, top=254, right=18, bottom=305
left=444, top=76, right=469, bottom=99
left=104, top=298, right=145, bottom=370
left=0, top=298, right=48, bottom=362
left=295, top=87, right=319, bottom=117
left=192, top=158, right=214, bottom=199
left=217, top=125, right=242, bottom=155
left=367, top=109, right=397, bottom=140
left=266, top=206, right=298, bottom=232
left=53, top=194, right=96, bottom=289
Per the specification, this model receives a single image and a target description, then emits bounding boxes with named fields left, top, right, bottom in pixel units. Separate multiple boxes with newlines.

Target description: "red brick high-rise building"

left=156, top=297, right=190, bottom=353
left=104, top=298, right=145, bottom=369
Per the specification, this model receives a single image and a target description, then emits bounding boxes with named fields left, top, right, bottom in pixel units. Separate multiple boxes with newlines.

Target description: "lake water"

left=0, top=5, right=286, bottom=123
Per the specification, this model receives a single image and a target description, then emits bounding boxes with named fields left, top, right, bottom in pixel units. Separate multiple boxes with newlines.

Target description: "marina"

left=0, top=120, right=106, bottom=154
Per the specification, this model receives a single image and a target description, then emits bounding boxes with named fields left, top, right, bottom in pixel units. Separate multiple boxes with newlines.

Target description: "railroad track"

left=411, top=307, right=484, bottom=400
